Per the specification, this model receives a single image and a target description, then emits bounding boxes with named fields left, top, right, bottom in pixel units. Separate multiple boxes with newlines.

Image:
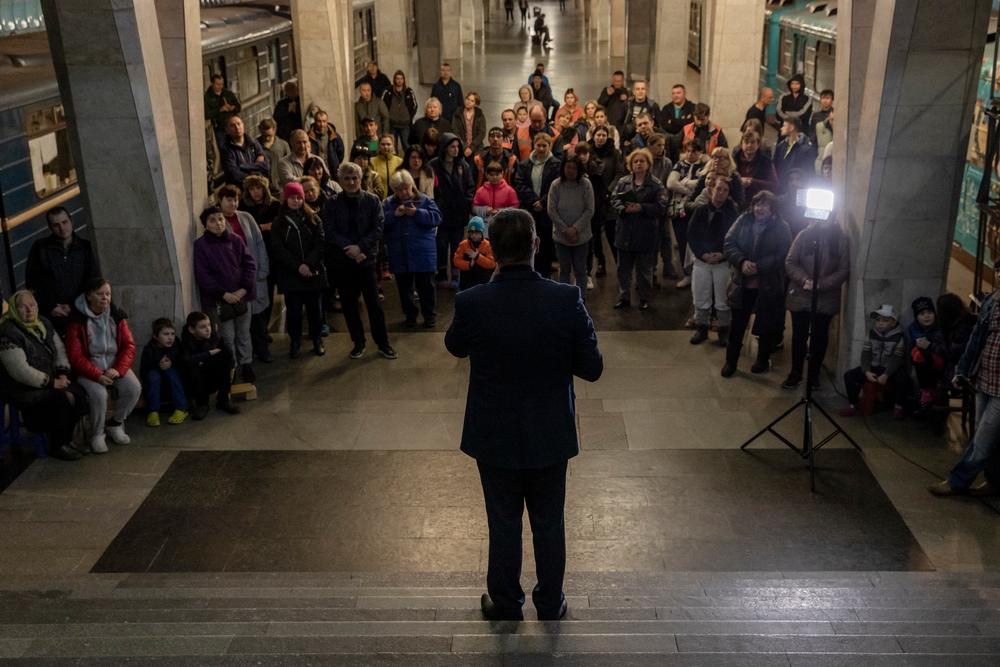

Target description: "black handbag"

left=218, top=300, right=248, bottom=322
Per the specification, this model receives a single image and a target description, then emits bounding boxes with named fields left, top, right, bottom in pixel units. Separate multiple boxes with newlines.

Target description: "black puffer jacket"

left=610, top=174, right=669, bottom=252
left=429, top=133, right=476, bottom=228
left=723, top=212, right=792, bottom=335
left=271, top=208, right=328, bottom=292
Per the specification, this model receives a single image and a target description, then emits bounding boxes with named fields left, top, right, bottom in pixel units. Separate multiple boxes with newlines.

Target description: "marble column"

left=290, top=0, right=355, bottom=147
left=442, top=0, right=462, bottom=59
left=838, top=0, right=992, bottom=374
left=40, top=0, right=195, bottom=324
left=648, top=0, right=690, bottom=100
left=624, top=0, right=656, bottom=83
left=375, top=0, right=411, bottom=78
left=155, top=0, right=206, bottom=215
left=596, top=0, right=610, bottom=42
left=460, top=0, right=475, bottom=44
left=701, top=0, right=765, bottom=145
left=610, top=0, right=625, bottom=59
left=414, top=0, right=443, bottom=84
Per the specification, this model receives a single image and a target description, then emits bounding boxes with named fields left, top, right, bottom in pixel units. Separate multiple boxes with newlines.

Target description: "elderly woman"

left=383, top=170, right=443, bottom=328
left=0, top=290, right=88, bottom=460
left=65, top=278, right=140, bottom=453
left=610, top=148, right=668, bottom=311
left=721, top=191, right=792, bottom=378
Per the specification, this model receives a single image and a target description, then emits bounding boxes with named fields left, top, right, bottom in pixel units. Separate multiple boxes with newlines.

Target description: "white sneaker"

left=106, top=424, right=131, bottom=445
left=586, top=276, right=595, bottom=290
left=675, top=276, right=691, bottom=288
left=90, top=434, right=108, bottom=454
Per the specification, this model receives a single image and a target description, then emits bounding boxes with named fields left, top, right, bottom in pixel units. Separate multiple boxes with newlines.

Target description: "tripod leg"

left=740, top=399, right=806, bottom=450
left=812, top=400, right=864, bottom=452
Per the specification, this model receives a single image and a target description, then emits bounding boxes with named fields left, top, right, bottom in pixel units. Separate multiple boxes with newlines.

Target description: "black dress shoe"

left=51, top=445, right=82, bottom=461
left=191, top=403, right=210, bottom=421
left=613, top=299, right=631, bottom=310
left=289, top=341, right=301, bottom=359
left=480, top=593, right=523, bottom=621
left=537, top=599, right=568, bottom=621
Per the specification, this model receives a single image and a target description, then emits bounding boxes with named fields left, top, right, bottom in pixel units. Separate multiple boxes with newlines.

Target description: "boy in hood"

left=840, top=304, right=912, bottom=418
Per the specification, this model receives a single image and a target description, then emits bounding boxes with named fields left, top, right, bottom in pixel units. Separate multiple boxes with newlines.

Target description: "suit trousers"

left=476, top=459, right=568, bottom=617
left=335, top=261, right=389, bottom=348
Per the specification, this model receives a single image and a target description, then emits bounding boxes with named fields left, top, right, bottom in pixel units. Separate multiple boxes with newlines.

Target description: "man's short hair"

left=45, top=205, right=71, bottom=225
left=636, top=112, right=653, bottom=124
left=489, top=209, right=536, bottom=265
left=185, top=311, right=211, bottom=329
left=783, top=117, right=802, bottom=132
left=819, top=89, right=835, bottom=99
left=612, top=70, right=625, bottom=78
left=210, top=73, right=223, bottom=83
left=672, top=84, right=686, bottom=91
left=694, top=103, right=711, bottom=119
left=289, top=129, right=309, bottom=143
left=215, top=184, right=240, bottom=202
left=152, top=317, right=175, bottom=336
left=338, top=161, right=363, bottom=180
left=258, top=118, right=276, bottom=133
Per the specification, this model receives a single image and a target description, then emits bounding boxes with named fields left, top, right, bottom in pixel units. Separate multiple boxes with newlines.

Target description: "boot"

left=689, top=326, right=709, bottom=345
left=715, top=326, right=729, bottom=348
left=751, top=349, right=770, bottom=374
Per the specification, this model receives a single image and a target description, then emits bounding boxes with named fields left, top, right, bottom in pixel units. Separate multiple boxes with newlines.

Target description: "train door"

left=353, top=4, right=377, bottom=81
left=688, top=0, right=703, bottom=70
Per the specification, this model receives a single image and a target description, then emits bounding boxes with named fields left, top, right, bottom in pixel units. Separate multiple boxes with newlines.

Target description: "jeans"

left=616, top=250, right=655, bottom=302
left=691, top=258, right=731, bottom=327
left=555, top=242, right=588, bottom=288
left=285, top=289, right=323, bottom=346
left=78, top=370, right=142, bottom=436
left=587, top=218, right=606, bottom=271
left=217, top=305, right=253, bottom=368
left=950, top=392, right=1000, bottom=489
left=144, top=367, right=188, bottom=412
left=391, top=126, right=410, bottom=154
left=436, top=224, right=465, bottom=281
left=396, top=271, right=436, bottom=321
left=477, top=459, right=568, bottom=618
left=790, top=310, right=832, bottom=381
left=336, top=261, right=389, bottom=348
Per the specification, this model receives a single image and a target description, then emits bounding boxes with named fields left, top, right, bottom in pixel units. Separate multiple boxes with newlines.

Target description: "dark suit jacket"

left=445, top=266, right=603, bottom=469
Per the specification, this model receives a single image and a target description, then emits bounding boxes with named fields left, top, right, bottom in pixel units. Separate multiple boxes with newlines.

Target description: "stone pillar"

left=838, top=0, right=992, bottom=372
left=415, top=0, right=443, bottom=84
left=596, top=0, right=610, bottom=42
left=473, top=0, right=485, bottom=33
left=624, top=0, right=656, bottom=83
left=290, top=0, right=355, bottom=147
left=701, top=0, right=765, bottom=145
left=832, top=0, right=876, bottom=204
left=610, top=0, right=625, bottom=59
left=442, top=0, right=462, bottom=59
left=460, top=0, right=475, bottom=44
left=155, top=0, right=207, bottom=215
left=40, top=0, right=195, bottom=325
left=376, top=0, right=411, bottom=79
left=649, top=0, right=690, bottom=101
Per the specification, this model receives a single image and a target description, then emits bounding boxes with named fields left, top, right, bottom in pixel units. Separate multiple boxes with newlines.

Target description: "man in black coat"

left=24, top=206, right=100, bottom=334
left=657, top=84, right=696, bottom=162
left=321, top=162, right=396, bottom=360
left=597, top=70, right=630, bottom=131
left=430, top=63, right=464, bottom=123
left=445, top=208, right=603, bottom=622
left=354, top=61, right=392, bottom=100
left=221, top=116, right=269, bottom=186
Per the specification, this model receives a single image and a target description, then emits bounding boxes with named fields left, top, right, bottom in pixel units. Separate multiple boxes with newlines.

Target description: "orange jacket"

left=453, top=238, right=497, bottom=272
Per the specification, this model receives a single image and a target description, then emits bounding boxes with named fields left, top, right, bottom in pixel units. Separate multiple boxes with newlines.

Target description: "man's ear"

left=533, top=236, right=540, bottom=252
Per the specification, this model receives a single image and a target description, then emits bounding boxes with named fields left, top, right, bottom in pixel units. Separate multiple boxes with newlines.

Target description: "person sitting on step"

left=839, top=304, right=910, bottom=418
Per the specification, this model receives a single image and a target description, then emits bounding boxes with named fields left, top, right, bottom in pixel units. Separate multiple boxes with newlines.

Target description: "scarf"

left=2, top=293, right=46, bottom=341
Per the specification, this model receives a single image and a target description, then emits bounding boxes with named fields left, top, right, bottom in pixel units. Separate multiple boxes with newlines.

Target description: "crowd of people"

left=0, top=56, right=996, bottom=497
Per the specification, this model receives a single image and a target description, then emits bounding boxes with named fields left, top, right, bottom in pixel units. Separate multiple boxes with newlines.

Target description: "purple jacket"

left=194, top=229, right=257, bottom=310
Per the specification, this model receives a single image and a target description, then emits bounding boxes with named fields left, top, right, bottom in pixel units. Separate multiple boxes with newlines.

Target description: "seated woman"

left=0, top=290, right=88, bottom=461
left=65, top=278, right=141, bottom=454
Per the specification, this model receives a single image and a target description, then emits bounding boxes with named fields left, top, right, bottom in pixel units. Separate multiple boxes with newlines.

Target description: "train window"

left=815, top=41, right=836, bottom=95
left=794, top=35, right=806, bottom=77
left=268, top=39, right=280, bottom=84
left=24, top=104, right=76, bottom=199
left=804, top=44, right=817, bottom=89
left=778, top=27, right=793, bottom=78
left=234, top=46, right=260, bottom=99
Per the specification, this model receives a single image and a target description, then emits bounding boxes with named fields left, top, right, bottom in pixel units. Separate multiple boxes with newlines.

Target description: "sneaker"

left=241, top=364, right=256, bottom=384
left=689, top=327, right=709, bottom=345
left=675, top=275, right=691, bottom=288
left=321, top=323, right=331, bottom=338
left=90, top=434, right=108, bottom=454
left=638, top=300, right=649, bottom=311
left=838, top=405, right=858, bottom=417
left=106, top=424, right=131, bottom=445
left=350, top=343, right=366, bottom=359
left=720, top=362, right=736, bottom=378
left=970, top=480, right=1000, bottom=497
left=378, top=345, right=399, bottom=360
left=586, top=276, right=595, bottom=290
left=313, top=341, right=326, bottom=356
left=927, top=480, right=965, bottom=497
left=781, top=374, right=802, bottom=390
left=146, top=412, right=161, bottom=427
left=167, top=409, right=188, bottom=425
left=613, top=299, right=631, bottom=310
left=191, top=403, right=210, bottom=421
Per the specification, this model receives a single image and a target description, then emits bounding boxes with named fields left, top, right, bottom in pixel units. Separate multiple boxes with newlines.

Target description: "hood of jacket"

left=438, top=132, right=463, bottom=155
left=787, top=73, right=806, bottom=93
left=73, top=293, right=118, bottom=369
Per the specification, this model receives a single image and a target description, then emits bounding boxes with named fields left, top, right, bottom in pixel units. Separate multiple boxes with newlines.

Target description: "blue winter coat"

left=381, top=194, right=442, bottom=274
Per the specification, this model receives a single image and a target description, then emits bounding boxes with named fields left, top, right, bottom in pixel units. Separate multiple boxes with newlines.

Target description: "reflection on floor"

left=94, top=450, right=931, bottom=573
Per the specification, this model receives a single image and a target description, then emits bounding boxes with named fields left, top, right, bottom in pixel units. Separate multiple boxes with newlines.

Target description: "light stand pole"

left=739, top=189, right=861, bottom=492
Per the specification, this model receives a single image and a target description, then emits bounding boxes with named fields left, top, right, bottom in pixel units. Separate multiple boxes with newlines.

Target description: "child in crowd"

left=178, top=311, right=238, bottom=420
left=453, top=217, right=496, bottom=290
left=909, top=296, right=947, bottom=414
left=841, top=304, right=910, bottom=418
left=139, top=318, right=188, bottom=427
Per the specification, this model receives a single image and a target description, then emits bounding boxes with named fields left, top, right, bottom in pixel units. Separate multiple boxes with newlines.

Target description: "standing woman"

left=732, top=131, right=778, bottom=208
left=666, top=138, right=706, bottom=287
left=782, top=216, right=850, bottom=389
left=513, top=132, right=562, bottom=276
left=65, top=278, right=141, bottom=453
left=611, top=148, right=668, bottom=311
left=240, top=174, right=282, bottom=361
left=0, top=290, right=88, bottom=460
left=401, top=145, right=436, bottom=198
left=382, top=69, right=418, bottom=153
left=720, top=191, right=792, bottom=377
left=271, top=182, right=328, bottom=358
left=590, top=126, right=624, bottom=269
left=303, top=156, right=342, bottom=199
left=547, top=155, right=595, bottom=288
left=383, top=170, right=443, bottom=328
left=453, top=92, right=487, bottom=159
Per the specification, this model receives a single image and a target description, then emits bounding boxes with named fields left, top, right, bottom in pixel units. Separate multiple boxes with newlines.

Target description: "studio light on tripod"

left=803, top=188, right=835, bottom=221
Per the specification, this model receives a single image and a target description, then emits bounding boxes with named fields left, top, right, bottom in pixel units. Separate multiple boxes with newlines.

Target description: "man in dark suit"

left=445, top=209, right=604, bottom=622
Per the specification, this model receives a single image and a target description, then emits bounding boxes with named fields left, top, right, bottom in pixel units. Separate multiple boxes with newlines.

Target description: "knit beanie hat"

left=283, top=182, right=305, bottom=200
left=466, top=216, right=486, bottom=234
left=911, top=296, right=935, bottom=318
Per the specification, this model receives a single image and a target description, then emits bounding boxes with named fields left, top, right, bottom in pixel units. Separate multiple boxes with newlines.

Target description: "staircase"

left=1, top=571, right=1000, bottom=663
